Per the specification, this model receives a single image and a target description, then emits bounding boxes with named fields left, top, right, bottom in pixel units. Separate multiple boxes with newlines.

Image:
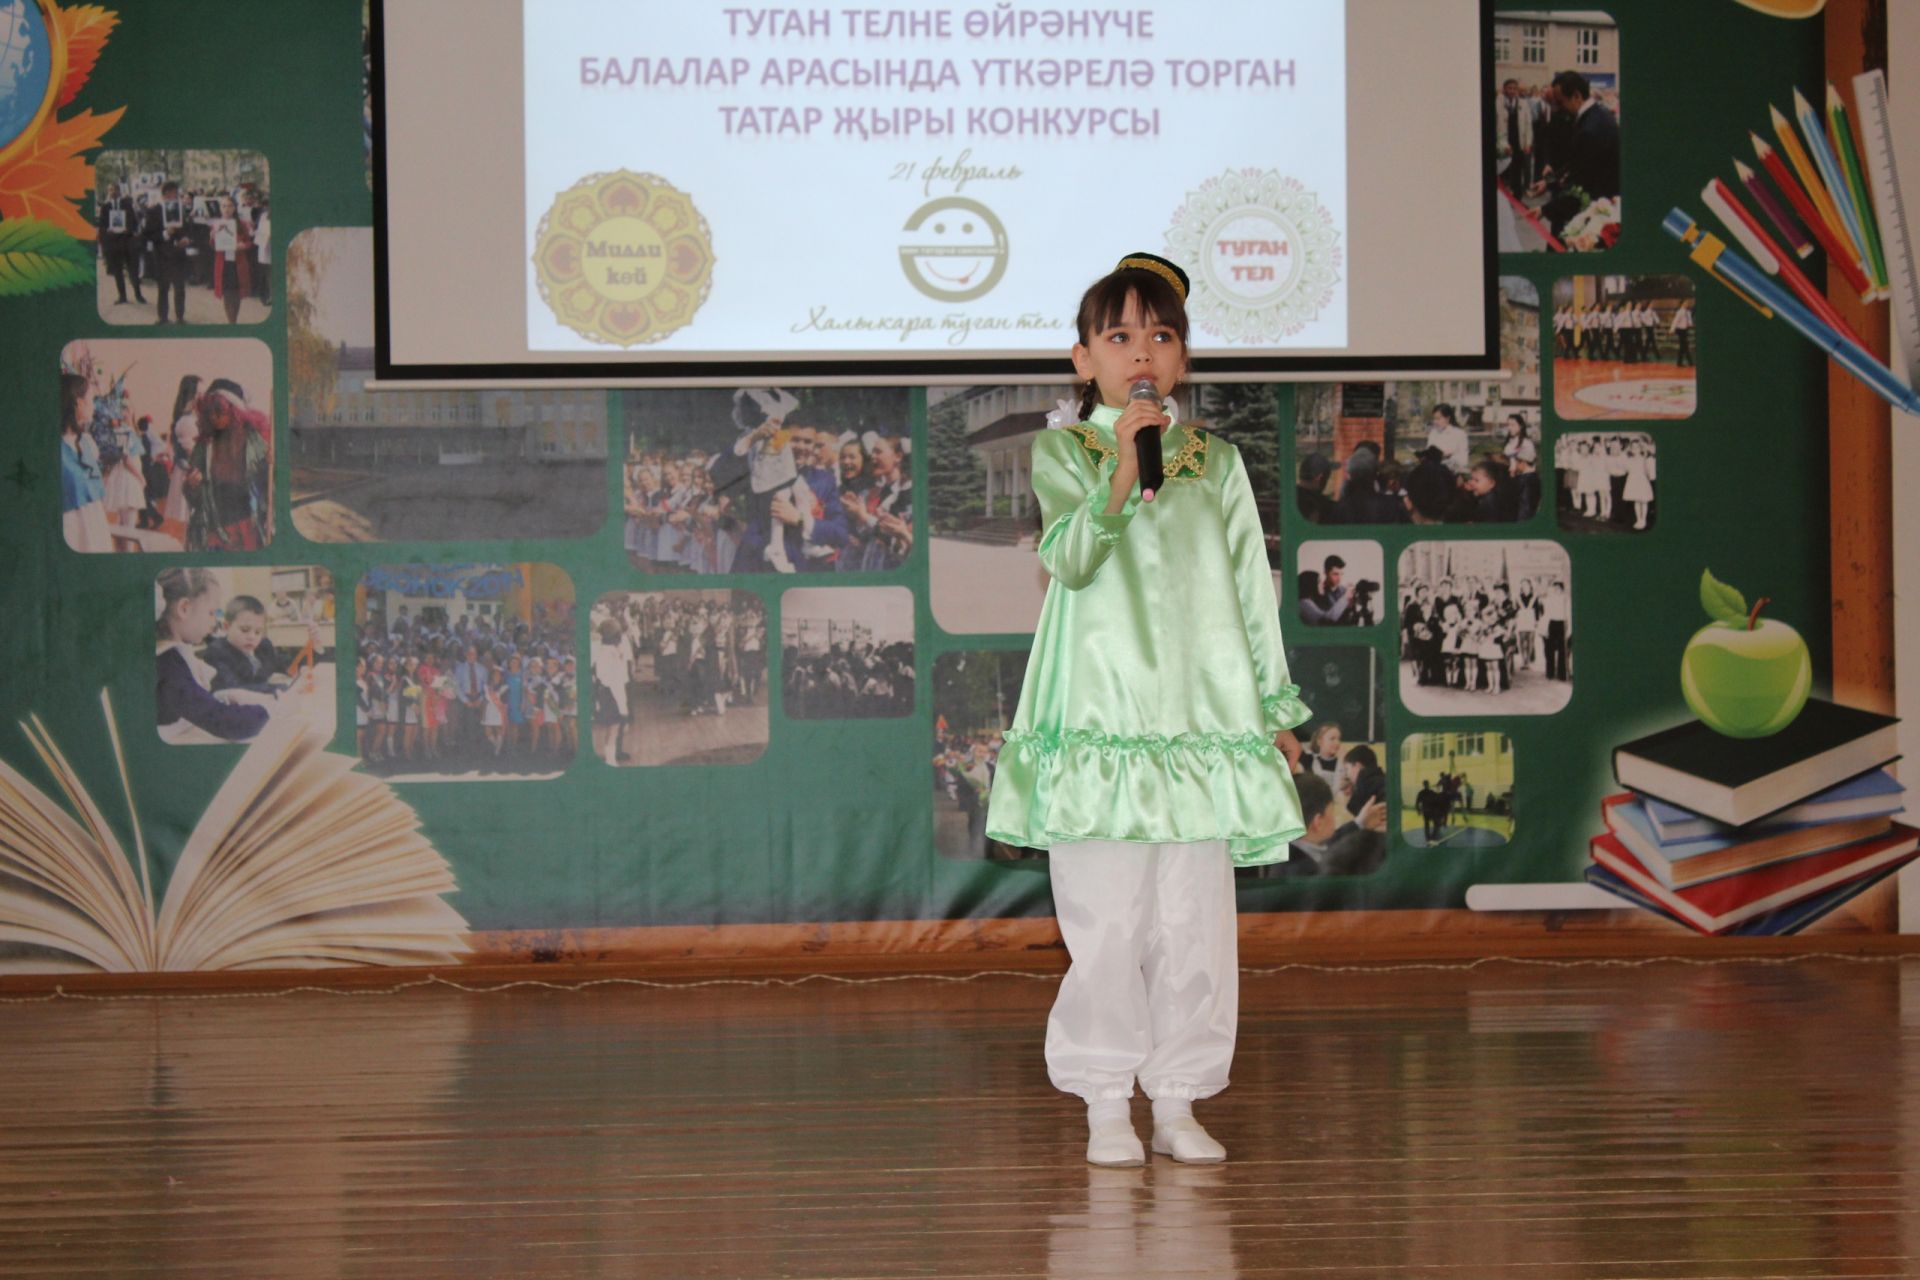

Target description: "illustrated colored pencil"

left=1826, top=83, right=1890, bottom=296
left=1665, top=208, right=1920, bottom=420
left=1704, top=177, right=1867, bottom=346
left=1793, top=89, right=1872, bottom=272
left=1769, top=103, right=1864, bottom=271
left=1751, top=132, right=1876, bottom=297
left=1735, top=158, right=1812, bottom=259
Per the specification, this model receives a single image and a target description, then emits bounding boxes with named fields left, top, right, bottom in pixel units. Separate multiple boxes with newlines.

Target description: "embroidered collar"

left=1066, top=404, right=1209, bottom=479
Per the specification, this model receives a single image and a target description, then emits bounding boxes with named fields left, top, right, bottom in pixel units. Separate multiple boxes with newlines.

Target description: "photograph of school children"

left=1491, top=13, right=1621, bottom=252
left=1397, top=541, right=1573, bottom=716
left=621, top=386, right=912, bottom=576
left=92, top=150, right=271, bottom=326
left=931, top=650, right=1038, bottom=862
left=1296, top=540, right=1385, bottom=629
left=1555, top=431, right=1658, bottom=533
left=354, top=564, right=577, bottom=781
left=1552, top=275, right=1697, bottom=420
left=588, top=590, right=769, bottom=768
left=1240, top=647, right=1388, bottom=879
left=1401, top=732, right=1516, bottom=849
left=153, top=566, right=336, bottom=747
left=781, top=587, right=914, bottom=720
left=928, top=382, right=1284, bottom=634
left=286, top=229, right=608, bottom=543
left=1294, top=383, right=1541, bottom=525
left=59, top=338, right=272, bottom=555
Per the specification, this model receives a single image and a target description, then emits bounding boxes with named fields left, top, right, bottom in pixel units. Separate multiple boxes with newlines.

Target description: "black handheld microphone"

left=1128, top=377, right=1165, bottom=501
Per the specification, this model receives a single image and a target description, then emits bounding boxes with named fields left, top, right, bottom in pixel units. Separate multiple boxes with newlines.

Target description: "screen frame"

left=370, top=0, right=1501, bottom=387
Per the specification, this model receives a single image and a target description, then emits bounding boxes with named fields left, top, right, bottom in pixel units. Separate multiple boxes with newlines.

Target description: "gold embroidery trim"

left=1063, top=422, right=1116, bottom=469
left=1116, top=256, right=1189, bottom=301
left=1064, top=423, right=1208, bottom=480
left=1165, top=428, right=1209, bottom=478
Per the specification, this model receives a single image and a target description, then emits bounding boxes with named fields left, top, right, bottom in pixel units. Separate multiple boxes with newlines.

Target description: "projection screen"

left=375, top=0, right=1496, bottom=384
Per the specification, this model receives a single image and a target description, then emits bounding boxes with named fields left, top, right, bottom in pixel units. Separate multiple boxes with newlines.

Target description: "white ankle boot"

left=1150, top=1099, right=1225, bottom=1164
left=1085, top=1099, right=1144, bottom=1168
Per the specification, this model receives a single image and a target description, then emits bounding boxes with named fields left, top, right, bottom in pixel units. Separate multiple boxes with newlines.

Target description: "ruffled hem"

left=984, top=728, right=1306, bottom=867
left=1261, top=687, right=1313, bottom=733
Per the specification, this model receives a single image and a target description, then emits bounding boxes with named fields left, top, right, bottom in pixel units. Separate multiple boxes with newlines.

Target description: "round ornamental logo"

left=531, top=170, right=715, bottom=347
left=1163, top=169, right=1342, bottom=343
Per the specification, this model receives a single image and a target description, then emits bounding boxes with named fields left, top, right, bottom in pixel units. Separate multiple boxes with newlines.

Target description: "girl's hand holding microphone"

left=1106, top=396, right=1168, bottom=513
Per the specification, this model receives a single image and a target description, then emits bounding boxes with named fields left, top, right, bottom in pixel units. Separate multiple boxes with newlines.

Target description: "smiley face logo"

left=898, top=197, right=1008, bottom=302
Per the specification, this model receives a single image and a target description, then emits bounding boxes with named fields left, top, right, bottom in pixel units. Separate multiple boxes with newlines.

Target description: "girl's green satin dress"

left=985, top=403, right=1312, bottom=867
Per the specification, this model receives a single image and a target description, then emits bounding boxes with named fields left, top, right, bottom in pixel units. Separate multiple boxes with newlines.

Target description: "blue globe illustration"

left=0, top=0, right=53, bottom=155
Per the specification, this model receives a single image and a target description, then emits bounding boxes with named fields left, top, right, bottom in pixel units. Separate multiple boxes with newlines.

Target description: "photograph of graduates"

left=621, top=386, right=912, bottom=576
left=928, top=382, right=1284, bottom=634
left=1491, top=13, right=1620, bottom=253
left=931, top=650, right=1038, bottom=862
left=1295, top=540, right=1385, bottom=629
left=91, top=151, right=271, bottom=326
left=1294, top=382, right=1540, bottom=525
left=354, top=564, right=577, bottom=781
left=59, top=339, right=272, bottom=554
left=154, top=566, right=337, bottom=747
left=1555, top=431, right=1658, bottom=533
left=286, top=229, right=608, bottom=543
left=780, top=587, right=914, bottom=720
left=588, top=590, right=769, bottom=768
left=1398, top=541, right=1573, bottom=716
left=1242, top=647, right=1388, bottom=879
left=1400, top=732, right=1516, bottom=849
left=1552, top=275, right=1698, bottom=420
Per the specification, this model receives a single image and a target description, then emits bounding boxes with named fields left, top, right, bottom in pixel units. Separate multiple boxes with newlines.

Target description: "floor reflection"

left=1048, top=1163, right=1239, bottom=1280
left=1, top=961, right=1918, bottom=1278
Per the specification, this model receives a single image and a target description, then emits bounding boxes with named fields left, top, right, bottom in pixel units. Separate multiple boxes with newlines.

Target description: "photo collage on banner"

left=155, top=566, right=337, bottom=746
left=1551, top=275, right=1698, bottom=421
left=620, top=387, right=913, bottom=577
left=93, top=150, right=272, bottom=327
left=288, top=228, right=608, bottom=543
left=781, top=587, right=915, bottom=721
left=1401, top=733, right=1516, bottom=849
left=1398, top=541, right=1574, bottom=717
left=1243, top=648, right=1389, bottom=879
left=3, top=0, right=1884, bottom=977
left=1556, top=431, right=1658, bottom=532
left=354, top=564, right=577, bottom=781
left=1294, top=278, right=1542, bottom=530
left=1297, top=540, right=1385, bottom=629
left=60, top=338, right=274, bottom=555
left=932, top=650, right=1034, bottom=863
left=1491, top=11, right=1621, bottom=253
left=1277, top=226, right=1628, bottom=863
left=588, top=590, right=770, bottom=767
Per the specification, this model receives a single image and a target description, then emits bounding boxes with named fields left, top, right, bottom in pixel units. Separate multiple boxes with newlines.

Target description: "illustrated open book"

left=0, top=693, right=470, bottom=972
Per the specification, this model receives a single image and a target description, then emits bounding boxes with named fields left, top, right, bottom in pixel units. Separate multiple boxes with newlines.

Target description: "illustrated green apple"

left=1680, top=570, right=1811, bottom=738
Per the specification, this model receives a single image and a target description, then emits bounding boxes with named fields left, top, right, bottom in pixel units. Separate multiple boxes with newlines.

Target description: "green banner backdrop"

left=0, top=0, right=1868, bottom=973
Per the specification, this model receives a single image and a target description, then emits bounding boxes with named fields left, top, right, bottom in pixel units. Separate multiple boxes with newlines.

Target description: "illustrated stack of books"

left=1587, top=699, right=1914, bottom=935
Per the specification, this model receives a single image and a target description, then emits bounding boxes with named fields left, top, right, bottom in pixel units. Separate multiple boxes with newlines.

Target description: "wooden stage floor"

left=4, top=956, right=1919, bottom=1278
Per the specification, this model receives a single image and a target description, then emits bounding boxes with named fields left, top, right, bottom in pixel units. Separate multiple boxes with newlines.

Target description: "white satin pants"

left=1045, top=840, right=1239, bottom=1102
